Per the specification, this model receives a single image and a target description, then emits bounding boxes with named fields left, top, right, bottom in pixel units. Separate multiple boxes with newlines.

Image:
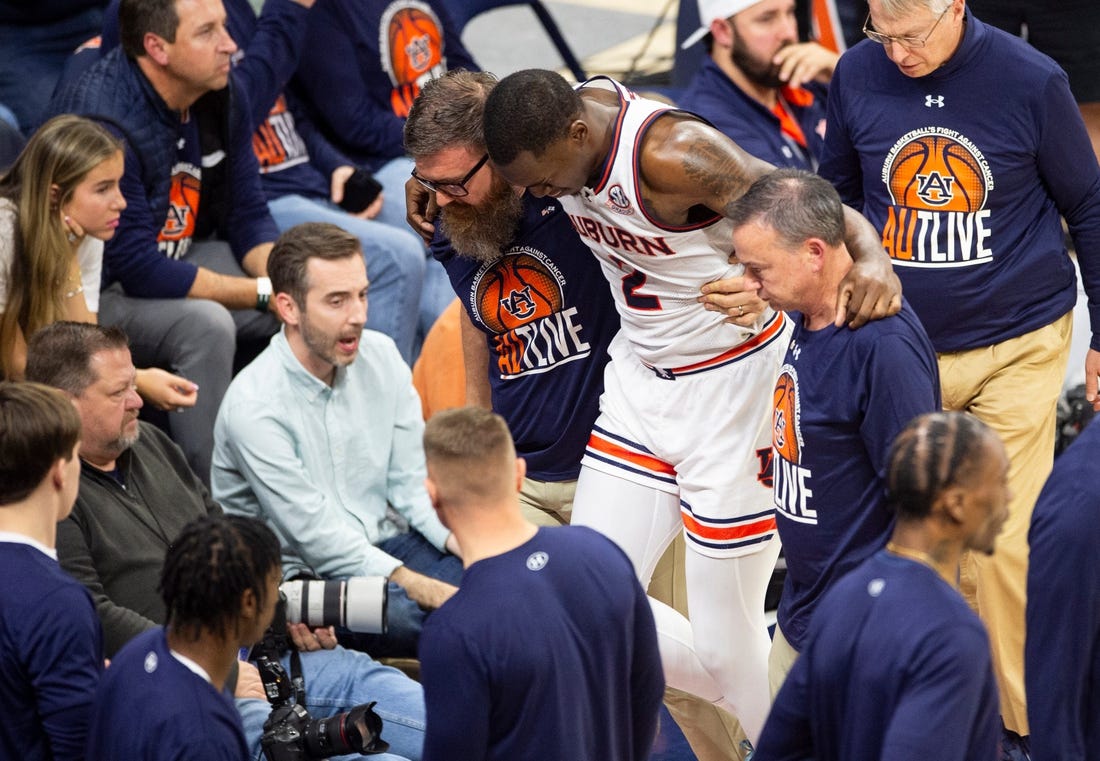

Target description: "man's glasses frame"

left=411, top=154, right=489, bottom=198
left=862, top=5, right=950, bottom=49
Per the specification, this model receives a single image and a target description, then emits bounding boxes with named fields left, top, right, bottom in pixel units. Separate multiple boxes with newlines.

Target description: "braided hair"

left=886, top=411, right=994, bottom=520
left=159, top=514, right=281, bottom=641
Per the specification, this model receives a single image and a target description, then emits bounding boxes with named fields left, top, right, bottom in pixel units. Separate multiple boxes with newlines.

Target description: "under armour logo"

left=790, top=341, right=802, bottom=361
left=526, top=551, right=549, bottom=571
left=925, top=95, right=945, bottom=108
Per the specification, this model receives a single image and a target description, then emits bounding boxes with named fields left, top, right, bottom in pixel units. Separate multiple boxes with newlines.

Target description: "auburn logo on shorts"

left=880, top=127, right=996, bottom=267
left=380, top=1, right=447, bottom=118
left=772, top=367, right=802, bottom=465
left=158, top=162, right=201, bottom=260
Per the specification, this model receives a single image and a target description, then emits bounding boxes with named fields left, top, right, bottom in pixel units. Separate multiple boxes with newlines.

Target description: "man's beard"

left=439, top=173, right=524, bottom=264
left=730, top=28, right=787, bottom=89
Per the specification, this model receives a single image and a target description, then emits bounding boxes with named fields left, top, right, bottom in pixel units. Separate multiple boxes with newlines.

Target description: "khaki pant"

left=767, top=624, right=799, bottom=700
left=526, top=478, right=749, bottom=760
left=940, top=312, right=1073, bottom=735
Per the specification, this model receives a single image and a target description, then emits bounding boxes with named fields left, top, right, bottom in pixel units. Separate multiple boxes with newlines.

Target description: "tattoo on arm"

left=679, top=136, right=758, bottom=216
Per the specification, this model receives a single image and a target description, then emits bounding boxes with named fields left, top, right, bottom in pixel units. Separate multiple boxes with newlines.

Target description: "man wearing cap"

left=679, top=0, right=837, bottom=170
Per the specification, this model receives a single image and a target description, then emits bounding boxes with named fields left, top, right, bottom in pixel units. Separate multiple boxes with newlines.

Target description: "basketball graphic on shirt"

left=380, top=1, right=446, bottom=117
left=772, top=367, right=802, bottom=464
left=884, top=131, right=989, bottom=212
left=473, top=250, right=565, bottom=333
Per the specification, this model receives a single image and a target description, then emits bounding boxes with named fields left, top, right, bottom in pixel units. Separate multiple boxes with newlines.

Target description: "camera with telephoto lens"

left=255, top=598, right=390, bottom=760
left=280, top=576, right=388, bottom=634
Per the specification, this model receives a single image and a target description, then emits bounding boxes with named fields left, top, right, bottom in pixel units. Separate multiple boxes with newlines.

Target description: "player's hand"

left=235, top=660, right=267, bottom=700
left=835, top=253, right=902, bottom=329
left=390, top=565, right=457, bottom=610
left=699, top=269, right=767, bottom=328
left=1085, top=348, right=1100, bottom=412
left=134, top=368, right=198, bottom=411
left=405, top=176, right=439, bottom=244
left=773, top=42, right=839, bottom=90
left=288, top=622, right=338, bottom=652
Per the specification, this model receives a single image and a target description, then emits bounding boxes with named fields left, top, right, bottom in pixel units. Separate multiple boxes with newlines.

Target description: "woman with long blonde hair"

left=0, top=114, right=197, bottom=409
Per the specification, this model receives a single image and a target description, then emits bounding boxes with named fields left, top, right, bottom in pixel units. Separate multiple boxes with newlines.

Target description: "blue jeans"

left=338, top=531, right=464, bottom=658
left=267, top=194, right=427, bottom=364
left=0, top=7, right=103, bottom=133
left=237, top=646, right=425, bottom=761
left=370, top=157, right=457, bottom=354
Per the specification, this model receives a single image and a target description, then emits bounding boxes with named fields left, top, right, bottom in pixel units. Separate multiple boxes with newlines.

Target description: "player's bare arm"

left=638, top=114, right=772, bottom=225
left=837, top=206, right=902, bottom=329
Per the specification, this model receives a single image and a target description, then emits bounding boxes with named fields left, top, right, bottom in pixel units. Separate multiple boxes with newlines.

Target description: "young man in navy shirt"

left=755, top=411, right=1007, bottom=761
left=418, top=408, right=665, bottom=761
left=87, top=514, right=281, bottom=760
left=0, top=381, right=102, bottom=761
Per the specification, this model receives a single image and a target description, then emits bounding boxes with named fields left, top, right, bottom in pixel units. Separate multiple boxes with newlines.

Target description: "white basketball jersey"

left=561, top=77, right=776, bottom=370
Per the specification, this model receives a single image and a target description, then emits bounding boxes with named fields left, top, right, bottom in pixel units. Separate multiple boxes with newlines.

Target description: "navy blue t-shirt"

left=756, top=551, right=1000, bottom=761
left=0, top=542, right=102, bottom=761
left=432, top=195, right=619, bottom=481
left=772, top=301, right=940, bottom=649
left=87, top=628, right=248, bottom=761
left=1027, top=417, right=1100, bottom=761
left=419, top=526, right=664, bottom=761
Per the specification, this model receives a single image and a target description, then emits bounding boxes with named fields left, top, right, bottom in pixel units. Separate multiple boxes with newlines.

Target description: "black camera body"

left=255, top=598, right=390, bottom=761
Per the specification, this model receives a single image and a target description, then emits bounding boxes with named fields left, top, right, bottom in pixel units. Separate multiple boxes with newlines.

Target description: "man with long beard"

left=680, top=0, right=838, bottom=170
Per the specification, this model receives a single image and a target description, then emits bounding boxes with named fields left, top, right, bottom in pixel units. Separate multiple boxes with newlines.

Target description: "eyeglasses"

left=862, top=6, right=949, bottom=48
left=410, top=154, right=489, bottom=198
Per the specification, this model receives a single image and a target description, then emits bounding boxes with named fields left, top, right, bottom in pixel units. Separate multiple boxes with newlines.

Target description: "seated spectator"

left=0, top=0, right=105, bottom=134
left=50, top=0, right=282, bottom=485
left=754, top=411, right=1007, bottom=761
left=679, top=0, right=835, bottom=170
left=87, top=514, right=280, bottom=760
left=292, top=0, right=476, bottom=340
left=0, top=114, right=197, bottom=412
left=26, top=321, right=427, bottom=761
left=0, top=380, right=102, bottom=761
left=79, top=0, right=434, bottom=363
left=1026, top=415, right=1100, bottom=761
left=213, top=223, right=462, bottom=658
left=419, top=407, right=665, bottom=761
left=0, top=110, right=22, bottom=170
left=728, top=169, right=940, bottom=692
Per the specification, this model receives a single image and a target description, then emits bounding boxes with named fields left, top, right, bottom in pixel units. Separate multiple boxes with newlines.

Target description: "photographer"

left=27, top=322, right=426, bottom=761
left=87, top=515, right=281, bottom=760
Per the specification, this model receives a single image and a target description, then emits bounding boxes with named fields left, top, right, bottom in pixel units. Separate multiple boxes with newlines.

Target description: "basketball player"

left=728, top=169, right=940, bottom=693
left=819, top=0, right=1100, bottom=746
left=481, top=68, right=902, bottom=743
left=754, top=411, right=1007, bottom=761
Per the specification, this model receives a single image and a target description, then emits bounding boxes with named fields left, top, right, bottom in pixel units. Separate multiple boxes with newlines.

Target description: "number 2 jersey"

left=561, top=77, right=783, bottom=372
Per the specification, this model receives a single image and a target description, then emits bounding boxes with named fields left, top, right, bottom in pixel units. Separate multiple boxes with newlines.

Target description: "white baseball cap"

left=681, top=0, right=765, bottom=49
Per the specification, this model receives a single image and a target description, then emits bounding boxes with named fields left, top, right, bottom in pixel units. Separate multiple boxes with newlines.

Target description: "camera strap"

left=288, top=648, right=306, bottom=706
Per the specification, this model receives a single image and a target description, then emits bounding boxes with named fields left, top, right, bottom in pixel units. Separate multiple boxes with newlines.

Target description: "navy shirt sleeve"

left=818, top=56, right=864, bottom=211
left=1026, top=462, right=1100, bottom=761
left=31, top=584, right=103, bottom=761
left=880, top=622, right=997, bottom=761
left=754, top=652, right=815, bottom=761
left=223, top=85, right=279, bottom=259
left=420, top=617, right=491, bottom=761
left=1032, top=69, right=1100, bottom=351
left=229, top=0, right=311, bottom=128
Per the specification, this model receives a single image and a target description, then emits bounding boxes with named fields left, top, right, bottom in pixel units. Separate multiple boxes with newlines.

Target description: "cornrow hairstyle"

left=886, top=411, right=993, bottom=520
left=159, top=514, right=281, bottom=641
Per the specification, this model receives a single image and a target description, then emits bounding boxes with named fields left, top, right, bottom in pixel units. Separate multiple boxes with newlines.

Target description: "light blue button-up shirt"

left=212, top=329, right=451, bottom=578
